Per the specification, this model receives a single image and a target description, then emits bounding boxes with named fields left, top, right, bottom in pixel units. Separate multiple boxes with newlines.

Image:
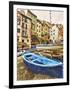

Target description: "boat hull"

left=24, top=60, right=63, bottom=78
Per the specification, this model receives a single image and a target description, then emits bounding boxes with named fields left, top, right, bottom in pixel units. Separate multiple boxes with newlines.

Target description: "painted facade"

left=50, top=25, right=59, bottom=44
left=36, top=19, right=42, bottom=37
left=17, top=10, right=32, bottom=49
left=17, top=9, right=63, bottom=49
left=23, top=10, right=37, bottom=35
left=58, top=24, right=63, bottom=43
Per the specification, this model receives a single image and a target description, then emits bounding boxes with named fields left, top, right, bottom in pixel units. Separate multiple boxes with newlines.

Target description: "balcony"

left=22, top=31, right=28, bottom=38
left=22, top=35, right=28, bottom=38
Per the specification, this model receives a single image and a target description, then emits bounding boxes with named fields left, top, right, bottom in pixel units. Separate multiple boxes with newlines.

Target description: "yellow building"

left=23, top=10, right=37, bottom=35
left=36, top=19, right=42, bottom=37
left=27, top=10, right=37, bottom=33
left=42, top=21, right=49, bottom=36
left=17, top=10, right=23, bottom=50
left=39, top=21, right=51, bottom=44
left=17, top=10, right=32, bottom=50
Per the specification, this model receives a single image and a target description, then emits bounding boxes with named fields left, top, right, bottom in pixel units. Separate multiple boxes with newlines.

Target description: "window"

left=25, top=24, right=27, bottom=29
left=53, top=33, right=55, bottom=35
left=22, top=23, right=24, bottom=28
left=17, top=36, right=19, bottom=42
left=32, top=24, right=35, bottom=30
left=22, top=31, right=26, bottom=36
left=17, top=28, right=20, bottom=33
left=22, top=40, right=24, bottom=42
left=22, top=17, right=25, bottom=22
left=17, top=16, right=21, bottom=25
left=54, top=30, right=55, bottom=32
left=27, top=39, right=29, bottom=42
left=22, top=31, right=27, bottom=37
left=25, top=18, right=27, bottom=22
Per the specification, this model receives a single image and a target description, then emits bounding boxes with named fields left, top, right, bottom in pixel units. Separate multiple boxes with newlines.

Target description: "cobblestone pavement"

left=17, top=56, right=54, bottom=80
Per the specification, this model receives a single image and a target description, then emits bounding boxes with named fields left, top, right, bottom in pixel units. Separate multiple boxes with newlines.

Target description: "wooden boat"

left=17, top=51, right=23, bottom=57
left=52, top=53, right=63, bottom=58
left=22, top=52, right=63, bottom=78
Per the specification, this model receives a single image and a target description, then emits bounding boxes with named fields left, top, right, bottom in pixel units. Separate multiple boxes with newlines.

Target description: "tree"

left=31, top=34, right=40, bottom=45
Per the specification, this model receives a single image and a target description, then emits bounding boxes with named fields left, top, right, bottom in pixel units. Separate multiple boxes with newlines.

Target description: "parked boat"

left=22, top=52, right=63, bottom=78
left=17, top=51, right=23, bottom=57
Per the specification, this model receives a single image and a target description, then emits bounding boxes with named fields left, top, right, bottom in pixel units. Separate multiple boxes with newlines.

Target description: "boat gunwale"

left=22, top=53, right=63, bottom=67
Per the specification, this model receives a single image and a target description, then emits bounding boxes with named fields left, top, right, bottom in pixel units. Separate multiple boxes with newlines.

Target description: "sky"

left=30, top=10, right=64, bottom=24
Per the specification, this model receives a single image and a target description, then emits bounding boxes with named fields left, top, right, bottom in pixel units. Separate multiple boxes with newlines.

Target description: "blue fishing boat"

left=22, top=52, right=63, bottom=78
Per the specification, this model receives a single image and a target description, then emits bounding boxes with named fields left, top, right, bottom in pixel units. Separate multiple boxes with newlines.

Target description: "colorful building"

left=50, top=25, right=59, bottom=44
left=58, top=24, right=63, bottom=43
left=50, top=24, right=63, bottom=44
left=23, top=10, right=37, bottom=35
left=36, top=19, right=42, bottom=37
left=39, top=21, right=51, bottom=44
left=17, top=9, right=63, bottom=48
left=17, top=10, right=32, bottom=50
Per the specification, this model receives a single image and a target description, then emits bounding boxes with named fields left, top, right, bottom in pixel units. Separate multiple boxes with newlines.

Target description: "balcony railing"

left=22, top=35, right=28, bottom=38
